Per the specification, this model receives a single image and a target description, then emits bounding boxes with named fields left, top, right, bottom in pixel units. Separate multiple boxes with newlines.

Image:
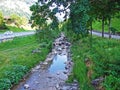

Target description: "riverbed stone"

left=24, top=84, right=30, bottom=89
left=12, top=33, right=79, bottom=90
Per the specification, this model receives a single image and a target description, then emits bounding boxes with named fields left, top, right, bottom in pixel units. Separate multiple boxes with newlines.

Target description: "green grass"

left=7, top=26, right=26, bottom=32
left=93, top=18, right=120, bottom=33
left=0, top=35, right=51, bottom=89
left=0, top=26, right=29, bottom=33
left=68, top=35, right=120, bottom=90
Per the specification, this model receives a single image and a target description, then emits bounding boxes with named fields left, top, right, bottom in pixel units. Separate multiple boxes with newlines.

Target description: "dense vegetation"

left=65, top=30, right=120, bottom=90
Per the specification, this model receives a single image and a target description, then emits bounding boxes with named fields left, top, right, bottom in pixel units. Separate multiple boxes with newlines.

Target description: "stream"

left=12, top=33, right=79, bottom=90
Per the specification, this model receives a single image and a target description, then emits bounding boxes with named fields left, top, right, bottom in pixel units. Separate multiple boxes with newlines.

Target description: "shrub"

left=0, top=78, right=12, bottom=90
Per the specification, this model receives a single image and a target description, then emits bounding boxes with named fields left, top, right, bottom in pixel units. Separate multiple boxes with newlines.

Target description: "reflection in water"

left=49, top=54, right=67, bottom=73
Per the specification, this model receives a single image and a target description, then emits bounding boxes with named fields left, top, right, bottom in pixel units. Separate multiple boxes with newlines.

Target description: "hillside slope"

left=0, top=0, right=37, bottom=18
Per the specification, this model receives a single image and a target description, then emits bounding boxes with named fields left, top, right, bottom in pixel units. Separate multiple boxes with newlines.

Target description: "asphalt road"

left=0, top=30, right=120, bottom=42
left=0, top=31, right=35, bottom=42
left=91, top=31, right=120, bottom=39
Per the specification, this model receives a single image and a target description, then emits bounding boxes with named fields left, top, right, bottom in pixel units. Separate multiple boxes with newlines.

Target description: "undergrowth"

left=64, top=27, right=120, bottom=90
left=68, top=34, right=120, bottom=90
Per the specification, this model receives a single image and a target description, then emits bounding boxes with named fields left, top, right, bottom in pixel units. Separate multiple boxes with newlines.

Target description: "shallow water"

left=49, top=54, right=67, bottom=73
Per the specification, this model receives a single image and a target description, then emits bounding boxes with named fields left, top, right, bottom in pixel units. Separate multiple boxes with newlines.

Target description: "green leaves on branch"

left=70, top=0, right=90, bottom=36
left=10, top=14, right=28, bottom=27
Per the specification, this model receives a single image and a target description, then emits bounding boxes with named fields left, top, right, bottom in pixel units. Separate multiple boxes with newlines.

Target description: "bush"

left=110, top=27, right=117, bottom=35
left=0, top=65, right=28, bottom=89
left=0, top=78, right=12, bottom=90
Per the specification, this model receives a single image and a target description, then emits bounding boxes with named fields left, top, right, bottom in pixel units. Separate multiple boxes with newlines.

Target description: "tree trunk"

left=90, top=21, right=93, bottom=48
left=102, top=16, right=104, bottom=37
left=108, top=17, right=111, bottom=39
left=90, top=21, right=93, bottom=37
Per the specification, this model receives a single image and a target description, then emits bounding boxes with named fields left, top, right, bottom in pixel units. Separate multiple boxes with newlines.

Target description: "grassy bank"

left=0, top=26, right=32, bottom=33
left=66, top=32, right=120, bottom=90
left=0, top=35, right=52, bottom=89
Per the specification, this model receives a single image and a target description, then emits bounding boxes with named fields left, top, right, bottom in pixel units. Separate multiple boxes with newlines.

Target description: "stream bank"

left=12, top=33, right=79, bottom=90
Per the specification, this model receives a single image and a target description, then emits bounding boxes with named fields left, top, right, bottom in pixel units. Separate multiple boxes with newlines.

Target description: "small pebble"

left=24, top=84, right=30, bottom=89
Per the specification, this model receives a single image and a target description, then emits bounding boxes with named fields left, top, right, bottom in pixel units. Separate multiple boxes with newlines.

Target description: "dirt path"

left=12, top=33, right=79, bottom=90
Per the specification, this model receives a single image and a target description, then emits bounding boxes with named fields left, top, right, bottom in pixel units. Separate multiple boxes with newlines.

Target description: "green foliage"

left=0, top=11, right=3, bottom=25
left=0, top=78, right=11, bottom=90
left=20, top=16, right=28, bottom=26
left=30, top=3, right=50, bottom=29
left=7, top=26, right=26, bottom=32
left=4, top=65, right=28, bottom=84
left=0, top=35, right=36, bottom=51
left=36, top=27, right=60, bottom=43
left=93, top=17, right=120, bottom=33
left=0, top=26, right=27, bottom=33
left=70, top=0, right=90, bottom=37
left=10, top=14, right=28, bottom=27
left=0, top=11, right=7, bottom=29
left=104, top=75, right=120, bottom=90
left=64, top=26, right=120, bottom=89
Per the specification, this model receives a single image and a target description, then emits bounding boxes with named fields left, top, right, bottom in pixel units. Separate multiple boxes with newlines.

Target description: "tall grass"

left=70, top=35, right=120, bottom=90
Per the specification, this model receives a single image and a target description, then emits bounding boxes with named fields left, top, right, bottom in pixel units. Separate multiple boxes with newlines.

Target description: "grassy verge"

left=0, top=35, right=52, bottom=89
left=66, top=31, right=120, bottom=90
left=93, top=18, right=120, bottom=33
left=0, top=26, right=32, bottom=33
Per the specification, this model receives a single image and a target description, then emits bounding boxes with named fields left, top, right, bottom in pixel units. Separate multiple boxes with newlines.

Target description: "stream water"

left=12, top=55, right=69, bottom=90
left=12, top=33, right=73, bottom=90
left=49, top=54, right=67, bottom=73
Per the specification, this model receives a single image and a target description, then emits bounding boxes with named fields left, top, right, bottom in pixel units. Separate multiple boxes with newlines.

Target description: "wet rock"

left=24, top=84, right=30, bottom=89
left=35, top=81, right=39, bottom=84
left=32, top=49, right=41, bottom=54
left=63, top=71, right=68, bottom=74
left=66, top=42, right=71, bottom=46
left=59, top=82, right=79, bottom=90
left=35, top=65, right=40, bottom=70
left=57, top=72, right=60, bottom=75
left=46, top=57, right=53, bottom=61
left=55, top=84, right=60, bottom=89
left=47, top=76, right=53, bottom=79
left=65, top=66, right=69, bottom=70
left=43, top=62, right=48, bottom=65
left=91, top=77, right=104, bottom=86
left=73, top=79, right=78, bottom=83
left=58, top=47, right=62, bottom=51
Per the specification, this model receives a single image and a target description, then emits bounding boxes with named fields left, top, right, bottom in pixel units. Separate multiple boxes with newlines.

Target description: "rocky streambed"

left=12, top=33, right=79, bottom=90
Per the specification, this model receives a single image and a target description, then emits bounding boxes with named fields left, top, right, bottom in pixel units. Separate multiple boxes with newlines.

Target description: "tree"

left=20, top=16, right=28, bottom=26
left=106, top=0, right=120, bottom=38
left=69, top=0, right=90, bottom=38
left=0, top=11, right=4, bottom=28
left=30, top=2, right=50, bottom=30
left=90, top=0, right=120, bottom=38
left=10, top=14, right=28, bottom=27
left=31, top=0, right=91, bottom=39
